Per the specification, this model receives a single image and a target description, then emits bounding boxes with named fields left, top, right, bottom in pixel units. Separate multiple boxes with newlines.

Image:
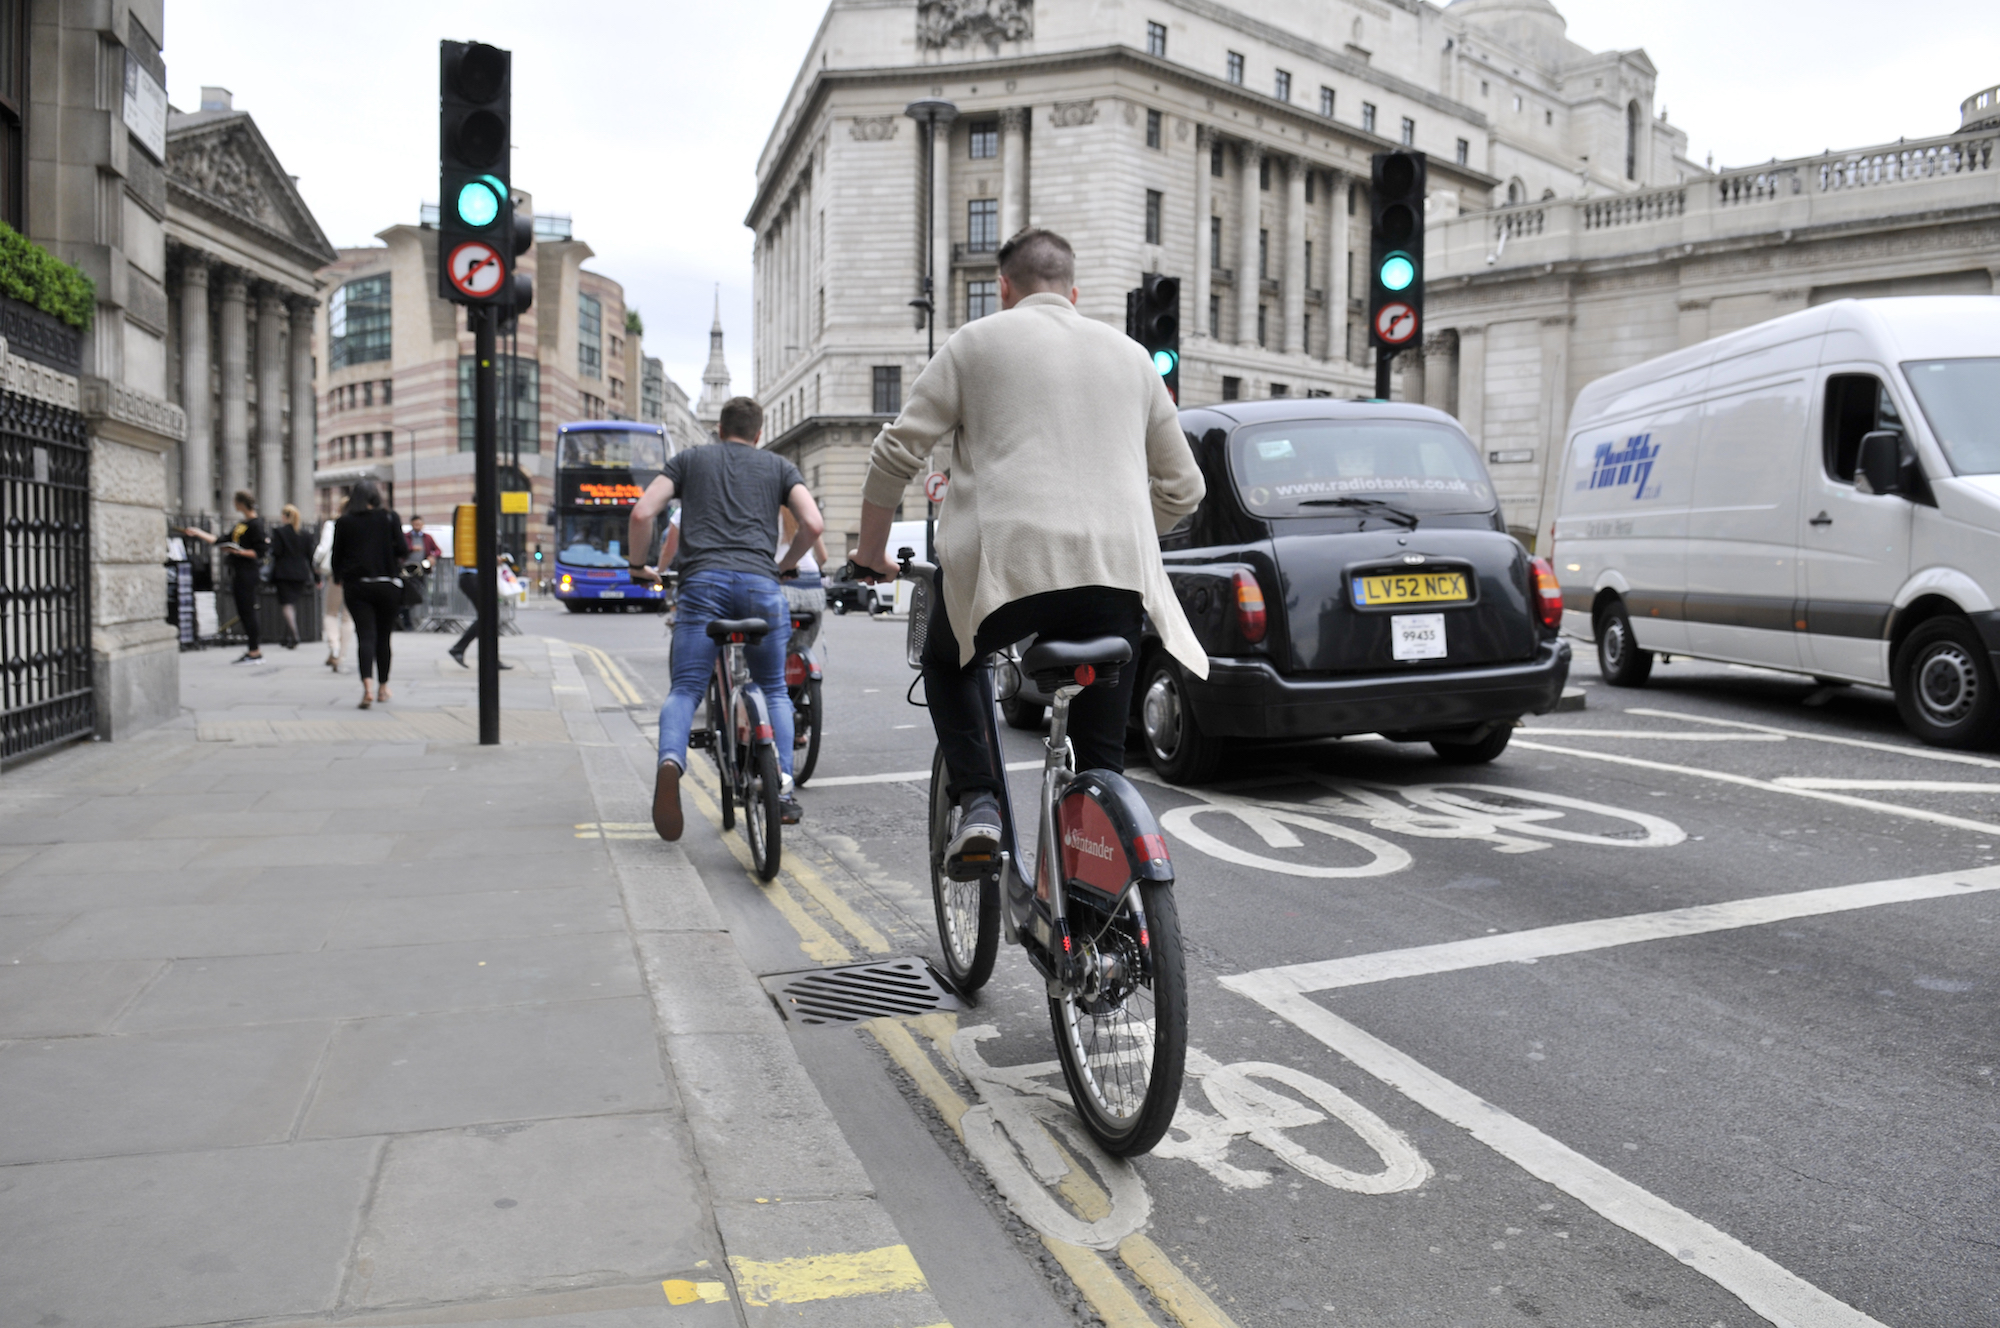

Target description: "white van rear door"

left=1799, top=367, right=1914, bottom=684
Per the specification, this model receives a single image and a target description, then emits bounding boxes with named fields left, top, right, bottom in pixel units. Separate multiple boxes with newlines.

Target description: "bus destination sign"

left=561, top=474, right=645, bottom=508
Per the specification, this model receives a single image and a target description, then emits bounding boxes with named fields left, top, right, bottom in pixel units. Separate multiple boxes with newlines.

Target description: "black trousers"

left=923, top=578, right=1144, bottom=803
left=346, top=580, right=400, bottom=683
left=230, top=567, right=261, bottom=652
left=452, top=572, right=484, bottom=656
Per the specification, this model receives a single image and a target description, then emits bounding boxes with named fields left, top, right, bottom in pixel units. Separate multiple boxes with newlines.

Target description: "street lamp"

left=905, top=98, right=958, bottom=362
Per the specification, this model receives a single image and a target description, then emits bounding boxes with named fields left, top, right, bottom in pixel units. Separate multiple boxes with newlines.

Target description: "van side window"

left=1823, top=374, right=1903, bottom=483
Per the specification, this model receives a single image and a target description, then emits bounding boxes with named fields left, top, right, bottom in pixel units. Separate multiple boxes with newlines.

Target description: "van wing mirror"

left=1856, top=430, right=1903, bottom=496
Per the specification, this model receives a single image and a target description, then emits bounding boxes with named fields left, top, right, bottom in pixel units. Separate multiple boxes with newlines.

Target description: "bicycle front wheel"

left=1050, top=878, right=1187, bottom=1157
left=744, top=742, right=782, bottom=881
left=928, top=746, right=997, bottom=993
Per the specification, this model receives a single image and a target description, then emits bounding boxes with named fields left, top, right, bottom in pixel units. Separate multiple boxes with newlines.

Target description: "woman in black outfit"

left=182, top=490, right=268, bottom=663
left=270, top=504, right=314, bottom=650
left=330, top=480, right=409, bottom=709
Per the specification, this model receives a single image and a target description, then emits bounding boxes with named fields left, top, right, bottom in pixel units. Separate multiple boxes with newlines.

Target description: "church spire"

left=695, top=283, right=732, bottom=437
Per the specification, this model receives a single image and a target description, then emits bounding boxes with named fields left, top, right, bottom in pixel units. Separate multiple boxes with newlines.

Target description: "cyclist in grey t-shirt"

left=628, top=397, right=826, bottom=841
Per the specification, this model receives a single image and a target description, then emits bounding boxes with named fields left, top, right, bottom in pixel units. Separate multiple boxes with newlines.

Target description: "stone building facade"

left=312, top=202, right=704, bottom=560
left=748, top=0, right=1695, bottom=553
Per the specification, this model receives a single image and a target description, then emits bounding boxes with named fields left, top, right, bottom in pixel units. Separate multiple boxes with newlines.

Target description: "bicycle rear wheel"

left=928, top=746, right=997, bottom=993
left=744, top=742, right=782, bottom=880
left=707, top=676, right=735, bottom=830
left=796, top=678, right=823, bottom=786
left=1050, top=878, right=1187, bottom=1157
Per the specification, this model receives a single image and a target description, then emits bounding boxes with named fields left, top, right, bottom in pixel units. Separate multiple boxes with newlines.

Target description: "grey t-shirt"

left=662, top=442, right=806, bottom=580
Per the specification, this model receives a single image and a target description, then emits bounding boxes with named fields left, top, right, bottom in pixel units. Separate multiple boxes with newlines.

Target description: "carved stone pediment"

left=1049, top=100, right=1098, bottom=128
left=918, top=0, right=1032, bottom=50
left=850, top=116, right=899, bottom=141
left=166, top=114, right=338, bottom=270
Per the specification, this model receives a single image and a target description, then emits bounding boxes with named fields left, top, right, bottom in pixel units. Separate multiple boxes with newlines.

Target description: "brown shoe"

left=652, top=761, right=684, bottom=841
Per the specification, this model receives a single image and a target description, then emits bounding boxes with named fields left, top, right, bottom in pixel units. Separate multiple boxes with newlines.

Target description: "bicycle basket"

left=905, top=574, right=930, bottom=670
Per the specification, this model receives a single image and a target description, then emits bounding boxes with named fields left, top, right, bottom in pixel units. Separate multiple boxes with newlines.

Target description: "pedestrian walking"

left=314, top=514, right=352, bottom=672
left=270, top=505, right=314, bottom=650
left=331, top=479, right=410, bottom=709
left=183, top=490, right=270, bottom=664
left=448, top=554, right=516, bottom=671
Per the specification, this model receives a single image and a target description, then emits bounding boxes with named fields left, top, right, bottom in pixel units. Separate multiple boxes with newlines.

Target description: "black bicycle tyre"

left=928, top=745, right=998, bottom=993
left=796, top=678, right=824, bottom=786
left=707, top=676, right=735, bottom=831
left=1050, top=879, right=1188, bottom=1157
left=744, top=742, right=782, bottom=880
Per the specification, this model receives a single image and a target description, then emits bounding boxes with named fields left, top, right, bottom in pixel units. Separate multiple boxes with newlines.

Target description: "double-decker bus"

left=551, top=421, right=672, bottom=613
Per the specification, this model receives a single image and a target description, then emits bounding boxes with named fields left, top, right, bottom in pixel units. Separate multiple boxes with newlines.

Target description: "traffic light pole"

left=473, top=304, right=500, bottom=745
left=1375, top=347, right=1393, bottom=401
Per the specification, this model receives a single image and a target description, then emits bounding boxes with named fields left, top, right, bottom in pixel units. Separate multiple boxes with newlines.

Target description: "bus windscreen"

left=555, top=429, right=667, bottom=473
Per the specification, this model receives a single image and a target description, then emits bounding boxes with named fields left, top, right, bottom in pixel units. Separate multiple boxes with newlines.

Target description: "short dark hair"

left=346, top=480, right=381, bottom=514
left=997, top=227, right=1075, bottom=292
left=410, top=514, right=425, bottom=524
left=718, top=396, right=764, bottom=442
left=233, top=489, right=256, bottom=511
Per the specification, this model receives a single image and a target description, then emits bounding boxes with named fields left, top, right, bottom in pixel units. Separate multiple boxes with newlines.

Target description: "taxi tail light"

left=1529, top=556, right=1564, bottom=632
left=784, top=654, right=807, bottom=687
left=1233, top=570, right=1267, bottom=644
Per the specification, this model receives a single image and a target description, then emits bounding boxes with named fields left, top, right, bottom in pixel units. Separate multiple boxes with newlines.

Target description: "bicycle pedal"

left=689, top=730, right=714, bottom=750
left=946, top=852, right=992, bottom=881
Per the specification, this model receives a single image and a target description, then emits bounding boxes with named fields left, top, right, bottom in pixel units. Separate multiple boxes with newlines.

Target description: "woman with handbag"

left=313, top=515, right=352, bottom=672
left=270, top=505, right=314, bottom=650
left=182, top=490, right=268, bottom=664
left=330, top=480, right=410, bottom=709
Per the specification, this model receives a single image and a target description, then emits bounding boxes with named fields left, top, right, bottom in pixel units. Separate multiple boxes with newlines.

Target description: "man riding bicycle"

left=850, top=228, right=1209, bottom=862
left=630, top=396, right=825, bottom=840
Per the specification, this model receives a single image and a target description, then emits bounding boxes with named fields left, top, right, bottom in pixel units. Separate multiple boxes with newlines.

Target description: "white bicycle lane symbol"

left=945, top=1023, right=1431, bottom=1250
left=1137, top=774, right=1687, bottom=877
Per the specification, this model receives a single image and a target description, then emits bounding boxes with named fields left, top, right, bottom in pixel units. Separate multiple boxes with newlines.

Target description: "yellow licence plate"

left=1353, top=571, right=1470, bottom=607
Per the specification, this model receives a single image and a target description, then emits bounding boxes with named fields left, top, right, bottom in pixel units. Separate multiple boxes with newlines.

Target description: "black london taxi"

left=1129, top=397, right=1570, bottom=782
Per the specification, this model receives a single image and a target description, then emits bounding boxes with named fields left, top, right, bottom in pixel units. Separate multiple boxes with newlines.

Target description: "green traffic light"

left=1153, top=349, right=1178, bottom=376
left=456, top=178, right=502, bottom=227
left=1380, top=253, right=1416, bottom=292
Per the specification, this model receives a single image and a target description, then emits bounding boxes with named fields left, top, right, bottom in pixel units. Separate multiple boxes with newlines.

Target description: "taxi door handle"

left=1809, top=512, right=1833, bottom=527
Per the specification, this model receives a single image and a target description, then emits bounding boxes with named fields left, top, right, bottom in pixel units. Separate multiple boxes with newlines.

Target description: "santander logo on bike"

left=1063, top=827, right=1117, bottom=861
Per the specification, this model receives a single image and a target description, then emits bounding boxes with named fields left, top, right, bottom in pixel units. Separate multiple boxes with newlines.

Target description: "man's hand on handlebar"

left=628, top=564, right=663, bottom=587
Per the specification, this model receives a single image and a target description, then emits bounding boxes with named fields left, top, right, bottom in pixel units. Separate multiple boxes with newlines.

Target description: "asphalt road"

left=537, top=600, right=1998, bottom=1328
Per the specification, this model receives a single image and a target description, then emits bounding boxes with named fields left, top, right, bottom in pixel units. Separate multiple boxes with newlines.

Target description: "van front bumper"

left=1188, top=639, right=1572, bottom=739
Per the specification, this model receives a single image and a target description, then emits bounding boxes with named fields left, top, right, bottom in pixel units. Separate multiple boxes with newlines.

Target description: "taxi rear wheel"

left=1140, top=657, right=1222, bottom=784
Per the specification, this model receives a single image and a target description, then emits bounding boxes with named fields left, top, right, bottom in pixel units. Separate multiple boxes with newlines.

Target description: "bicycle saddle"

left=705, top=617, right=772, bottom=641
left=1021, top=635, right=1133, bottom=678
left=790, top=608, right=820, bottom=629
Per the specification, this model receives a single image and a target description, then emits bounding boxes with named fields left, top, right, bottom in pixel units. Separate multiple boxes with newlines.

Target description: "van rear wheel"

left=1596, top=601, right=1654, bottom=687
left=1894, top=617, right=2000, bottom=749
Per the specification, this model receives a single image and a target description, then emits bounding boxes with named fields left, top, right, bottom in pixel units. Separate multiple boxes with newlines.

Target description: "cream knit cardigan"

left=863, top=291, right=1209, bottom=677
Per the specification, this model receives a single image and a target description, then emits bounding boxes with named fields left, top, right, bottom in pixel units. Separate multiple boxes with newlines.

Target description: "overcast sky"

left=168, top=1, right=1989, bottom=395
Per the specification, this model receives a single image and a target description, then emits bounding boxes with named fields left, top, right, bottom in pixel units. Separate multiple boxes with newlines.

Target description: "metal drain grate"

left=764, top=956, right=962, bottom=1026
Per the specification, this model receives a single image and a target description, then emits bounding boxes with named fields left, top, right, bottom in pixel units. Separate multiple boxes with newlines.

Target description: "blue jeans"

left=658, top=570, right=794, bottom=779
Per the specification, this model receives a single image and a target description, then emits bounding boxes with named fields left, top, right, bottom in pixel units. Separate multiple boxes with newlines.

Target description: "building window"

left=1361, top=103, right=1377, bottom=134
left=1401, top=117, right=1416, bottom=146
left=1456, top=138, right=1470, bottom=166
left=1210, top=142, right=1225, bottom=177
left=1146, top=20, right=1166, bottom=57
left=1304, top=240, right=1313, bottom=279
left=1209, top=216, right=1222, bottom=266
left=1225, top=51, right=1244, bottom=85
left=1221, top=376, right=1241, bottom=401
left=329, top=274, right=391, bottom=370
left=1145, top=190, right=1163, bottom=245
left=1271, top=382, right=1289, bottom=398
left=968, top=119, right=998, bottom=159
left=967, top=279, right=998, bottom=320
left=1305, top=171, right=1315, bottom=204
left=1256, top=304, right=1267, bottom=347
left=1546, top=108, right=1554, bottom=126
left=967, top=198, right=999, bottom=252
left=1348, top=181, right=1357, bottom=214
left=1626, top=100, right=1640, bottom=180
left=578, top=292, right=602, bottom=378
left=1146, top=108, right=1162, bottom=149
left=873, top=366, right=902, bottom=415
left=362, top=380, right=374, bottom=407
left=1259, top=156, right=1270, bottom=190
left=458, top=354, right=541, bottom=453
left=1303, top=314, right=1311, bottom=351
left=1209, top=294, right=1221, bottom=338
left=1274, top=70, right=1291, bottom=102
left=381, top=379, right=393, bottom=405
left=1319, top=86, right=1335, bottom=118
left=1258, top=228, right=1269, bottom=279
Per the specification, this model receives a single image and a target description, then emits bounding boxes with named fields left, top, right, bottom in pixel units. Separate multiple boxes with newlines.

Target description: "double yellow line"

left=575, top=641, right=645, bottom=707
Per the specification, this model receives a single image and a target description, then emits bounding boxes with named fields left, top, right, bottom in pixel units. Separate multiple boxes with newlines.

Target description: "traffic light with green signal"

left=439, top=41, right=528, bottom=310
left=1125, top=272, right=1182, bottom=403
left=1368, top=150, right=1426, bottom=377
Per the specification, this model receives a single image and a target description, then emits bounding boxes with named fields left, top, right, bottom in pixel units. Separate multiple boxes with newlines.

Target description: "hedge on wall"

left=0, top=223, right=95, bottom=330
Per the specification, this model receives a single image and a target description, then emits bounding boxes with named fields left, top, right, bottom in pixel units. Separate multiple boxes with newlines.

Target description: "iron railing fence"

left=2, top=391, right=92, bottom=764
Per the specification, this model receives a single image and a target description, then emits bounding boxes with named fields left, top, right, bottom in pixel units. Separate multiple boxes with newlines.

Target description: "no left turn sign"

left=447, top=241, right=504, bottom=299
left=1375, top=302, right=1418, bottom=346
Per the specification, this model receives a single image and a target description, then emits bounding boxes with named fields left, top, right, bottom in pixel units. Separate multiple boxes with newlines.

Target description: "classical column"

left=1455, top=324, right=1487, bottom=443
left=1191, top=127, right=1211, bottom=341
left=218, top=272, right=249, bottom=506
left=1237, top=142, right=1261, bottom=348
left=1400, top=346, right=1426, bottom=405
left=998, top=109, right=1027, bottom=240
left=1326, top=171, right=1349, bottom=363
left=255, top=287, right=287, bottom=516
left=177, top=257, right=214, bottom=515
left=288, top=298, right=317, bottom=517
left=1283, top=158, right=1307, bottom=355
left=1423, top=330, right=1458, bottom=415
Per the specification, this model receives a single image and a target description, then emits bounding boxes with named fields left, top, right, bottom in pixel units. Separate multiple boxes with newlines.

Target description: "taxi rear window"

left=1229, top=420, right=1494, bottom=516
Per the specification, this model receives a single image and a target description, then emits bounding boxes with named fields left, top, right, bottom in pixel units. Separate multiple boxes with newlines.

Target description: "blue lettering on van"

left=1580, top=433, right=1660, bottom=500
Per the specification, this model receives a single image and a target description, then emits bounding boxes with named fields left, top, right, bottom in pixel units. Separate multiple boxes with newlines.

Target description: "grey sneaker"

left=946, top=792, right=1002, bottom=862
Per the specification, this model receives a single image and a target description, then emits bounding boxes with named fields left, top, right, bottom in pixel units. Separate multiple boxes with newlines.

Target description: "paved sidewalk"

left=0, top=631, right=949, bottom=1328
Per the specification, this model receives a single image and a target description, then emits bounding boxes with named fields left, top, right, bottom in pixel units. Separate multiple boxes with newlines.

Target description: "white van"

left=1552, top=296, right=2000, bottom=748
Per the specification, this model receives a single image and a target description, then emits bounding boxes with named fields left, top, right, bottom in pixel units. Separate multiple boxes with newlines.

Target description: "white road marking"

left=807, top=759, right=1041, bottom=788
left=1776, top=777, right=2000, bottom=793
left=1229, top=866, right=2000, bottom=995
left=1516, top=729, right=1784, bottom=741
left=1624, top=707, right=2000, bottom=770
left=1510, top=739, right=2000, bottom=837
left=1222, top=866, right=2000, bottom=1328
